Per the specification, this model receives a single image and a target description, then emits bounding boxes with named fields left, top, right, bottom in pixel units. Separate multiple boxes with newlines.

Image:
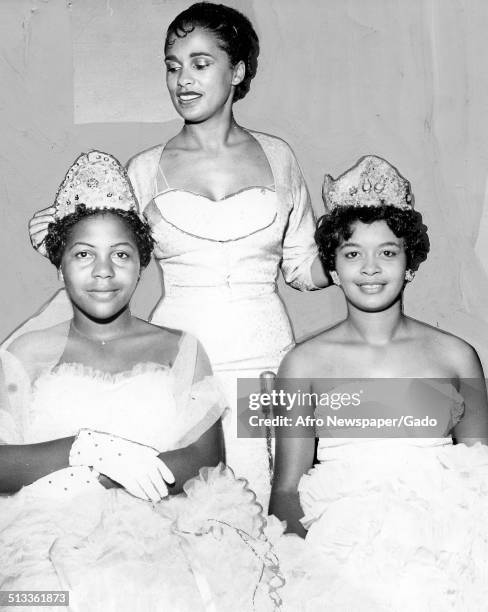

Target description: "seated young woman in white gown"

left=269, top=156, right=488, bottom=611
left=0, top=151, right=283, bottom=612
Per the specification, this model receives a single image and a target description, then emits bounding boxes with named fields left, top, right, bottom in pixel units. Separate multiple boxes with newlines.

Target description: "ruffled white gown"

left=127, top=131, right=319, bottom=507
left=276, top=380, right=488, bottom=611
left=0, top=333, right=283, bottom=612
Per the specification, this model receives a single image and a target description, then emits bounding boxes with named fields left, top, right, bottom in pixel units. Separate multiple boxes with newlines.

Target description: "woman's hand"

left=70, top=429, right=175, bottom=503
left=28, top=206, right=56, bottom=256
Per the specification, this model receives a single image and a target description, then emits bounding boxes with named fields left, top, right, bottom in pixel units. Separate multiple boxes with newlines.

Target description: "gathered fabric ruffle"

left=291, top=440, right=488, bottom=611
left=1, top=464, right=284, bottom=612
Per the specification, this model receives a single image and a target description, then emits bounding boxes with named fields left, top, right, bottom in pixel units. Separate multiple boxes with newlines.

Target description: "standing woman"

left=28, top=2, right=328, bottom=506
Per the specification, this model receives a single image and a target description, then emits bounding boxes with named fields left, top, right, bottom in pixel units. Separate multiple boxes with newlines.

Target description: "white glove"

left=69, top=429, right=175, bottom=502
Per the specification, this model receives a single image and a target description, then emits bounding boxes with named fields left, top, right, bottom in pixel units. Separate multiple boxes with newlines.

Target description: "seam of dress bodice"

left=30, top=362, right=221, bottom=399
left=42, top=361, right=171, bottom=385
left=153, top=185, right=276, bottom=203
left=154, top=209, right=278, bottom=243
left=24, top=363, right=224, bottom=449
left=149, top=186, right=279, bottom=243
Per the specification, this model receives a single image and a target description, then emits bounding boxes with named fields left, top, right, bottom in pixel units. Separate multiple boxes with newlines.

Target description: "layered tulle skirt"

left=0, top=465, right=284, bottom=612
left=292, top=439, right=488, bottom=611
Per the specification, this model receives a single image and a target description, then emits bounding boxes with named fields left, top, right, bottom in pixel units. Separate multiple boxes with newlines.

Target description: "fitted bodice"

left=0, top=333, right=225, bottom=451
left=145, top=186, right=283, bottom=301
left=0, top=336, right=225, bottom=500
left=127, top=131, right=319, bottom=300
left=315, top=379, right=465, bottom=460
left=26, top=363, right=194, bottom=450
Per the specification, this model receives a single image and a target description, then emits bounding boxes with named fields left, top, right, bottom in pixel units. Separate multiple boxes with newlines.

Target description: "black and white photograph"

left=1, top=0, right=488, bottom=610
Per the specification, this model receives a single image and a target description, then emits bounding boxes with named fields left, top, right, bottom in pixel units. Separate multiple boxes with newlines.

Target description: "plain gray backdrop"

left=2, top=0, right=488, bottom=365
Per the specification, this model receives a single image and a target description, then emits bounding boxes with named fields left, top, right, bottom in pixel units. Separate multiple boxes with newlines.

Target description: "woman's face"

left=334, top=220, right=408, bottom=312
left=164, top=27, right=244, bottom=122
left=60, top=214, right=141, bottom=322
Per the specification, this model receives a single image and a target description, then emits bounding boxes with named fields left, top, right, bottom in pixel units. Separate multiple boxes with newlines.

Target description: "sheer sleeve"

left=250, top=131, right=319, bottom=292
left=0, top=350, right=30, bottom=444
left=126, top=146, right=163, bottom=214
left=0, top=321, right=70, bottom=446
left=1, top=289, right=73, bottom=352
left=170, top=333, right=227, bottom=449
left=280, top=145, right=320, bottom=291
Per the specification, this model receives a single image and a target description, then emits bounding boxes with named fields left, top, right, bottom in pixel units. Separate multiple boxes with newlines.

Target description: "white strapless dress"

left=0, top=335, right=284, bottom=612
left=128, top=131, right=319, bottom=507
left=275, top=380, right=488, bottom=611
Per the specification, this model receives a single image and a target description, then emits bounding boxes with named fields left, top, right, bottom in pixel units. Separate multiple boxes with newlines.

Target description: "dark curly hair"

left=165, top=2, right=259, bottom=102
left=315, top=205, right=430, bottom=273
left=45, top=205, right=154, bottom=269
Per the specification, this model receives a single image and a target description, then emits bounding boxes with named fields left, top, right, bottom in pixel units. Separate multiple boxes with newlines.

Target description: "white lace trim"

left=45, top=361, right=171, bottom=384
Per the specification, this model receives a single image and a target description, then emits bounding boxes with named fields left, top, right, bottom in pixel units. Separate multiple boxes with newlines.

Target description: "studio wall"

left=2, top=0, right=488, bottom=365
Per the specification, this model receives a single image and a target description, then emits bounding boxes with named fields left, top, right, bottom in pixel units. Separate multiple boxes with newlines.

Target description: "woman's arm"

left=451, top=341, right=488, bottom=445
left=268, top=349, right=315, bottom=537
left=278, top=141, right=329, bottom=291
left=159, top=419, right=224, bottom=495
left=0, top=437, right=74, bottom=493
left=0, top=421, right=224, bottom=496
left=0, top=424, right=223, bottom=496
left=0, top=349, right=75, bottom=493
left=126, top=146, right=163, bottom=213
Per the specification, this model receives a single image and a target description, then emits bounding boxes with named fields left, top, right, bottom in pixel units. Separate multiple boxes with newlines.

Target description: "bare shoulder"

left=132, top=318, right=183, bottom=344
left=7, top=323, right=69, bottom=362
left=279, top=323, right=345, bottom=377
left=410, top=318, right=482, bottom=374
left=131, top=319, right=188, bottom=365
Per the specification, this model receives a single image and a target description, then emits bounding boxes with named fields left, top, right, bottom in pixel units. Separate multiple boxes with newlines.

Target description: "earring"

left=405, top=269, right=415, bottom=282
left=57, top=269, right=64, bottom=283
left=330, top=271, right=341, bottom=286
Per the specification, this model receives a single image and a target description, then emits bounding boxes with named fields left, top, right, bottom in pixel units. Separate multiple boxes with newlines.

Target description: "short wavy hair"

left=165, top=2, right=259, bottom=102
left=45, top=204, right=154, bottom=269
left=315, top=205, right=430, bottom=273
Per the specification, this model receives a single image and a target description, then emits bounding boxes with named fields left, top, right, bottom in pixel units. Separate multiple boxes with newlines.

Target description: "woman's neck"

left=181, top=111, right=242, bottom=151
left=71, top=307, right=134, bottom=343
left=344, top=300, right=406, bottom=346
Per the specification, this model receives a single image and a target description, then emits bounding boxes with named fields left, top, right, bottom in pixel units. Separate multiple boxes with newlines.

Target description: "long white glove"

left=69, top=429, right=175, bottom=502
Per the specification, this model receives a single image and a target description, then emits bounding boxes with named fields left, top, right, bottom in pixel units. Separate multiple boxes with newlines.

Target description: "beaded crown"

left=53, top=150, right=138, bottom=219
left=322, top=155, right=414, bottom=212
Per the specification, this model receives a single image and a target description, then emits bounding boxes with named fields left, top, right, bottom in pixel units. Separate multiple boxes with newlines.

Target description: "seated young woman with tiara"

left=268, top=156, right=488, bottom=610
left=0, top=152, right=283, bottom=611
